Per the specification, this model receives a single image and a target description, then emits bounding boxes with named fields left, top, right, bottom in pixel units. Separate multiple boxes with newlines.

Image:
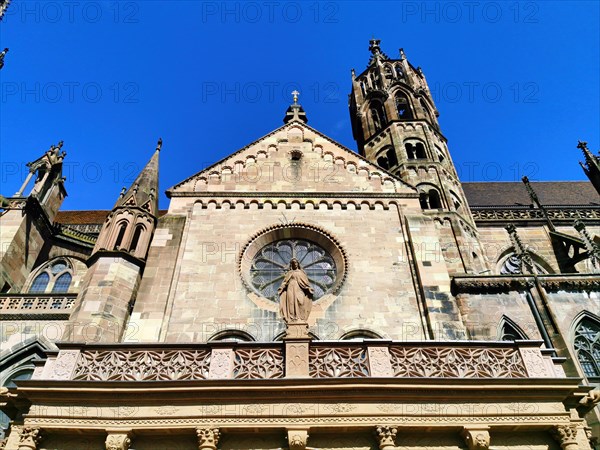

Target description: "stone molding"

left=286, top=429, right=309, bottom=450
left=452, top=274, right=600, bottom=294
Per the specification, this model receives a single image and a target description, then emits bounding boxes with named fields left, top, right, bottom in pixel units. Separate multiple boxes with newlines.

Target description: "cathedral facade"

left=1, top=40, right=599, bottom=450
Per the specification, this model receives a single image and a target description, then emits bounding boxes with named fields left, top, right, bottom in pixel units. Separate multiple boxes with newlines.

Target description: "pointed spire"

left=114, top=139, right=160, bottom=215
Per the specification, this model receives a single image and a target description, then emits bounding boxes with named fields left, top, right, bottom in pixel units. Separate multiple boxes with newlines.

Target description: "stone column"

left=287, top=429, right=309, bottom=450
left=17, top=427, right=41, bottom=450
left=551, top=425, right=580, bottom=450
left=105, top=431, right=131, bottom=450
left=196, top=427, right=220, bottom=450
left=460, top=427, right=490, bottom=450
left=374, top=425, right=397, bottom=450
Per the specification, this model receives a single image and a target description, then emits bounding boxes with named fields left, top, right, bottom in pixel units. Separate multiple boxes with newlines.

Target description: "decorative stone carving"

left=461, top=427, right=490, bottom=450
left=374, top=425, right=397, bottom=449
left=287, top=429, right=309, bottom=450
left=551, top=424, right=579, bottom=450
left=208, top=349, right=234, bottom=379
left=389, top=346, right=528, bottom=378
left=519, top=347, right=552, bottom=378
left=286, top=342, right=310, bottom=378
left=367, top=347, right=393, bottom=377
left=233, top=348, right=284, bottom=379
left=105, top=432, right=131, bottom=450
left=279, top=258, right=313, bottom=323
left=196, top=427, right=220, bottom=450
left=73, top=348, right=211, bottom=381
left=18, top=427, right=41, bottom=450
left=49, top=349, right=80, bottom=380
left=310, top=346, right=370, bottom=378
left=285, top=322, right=310, bottom=339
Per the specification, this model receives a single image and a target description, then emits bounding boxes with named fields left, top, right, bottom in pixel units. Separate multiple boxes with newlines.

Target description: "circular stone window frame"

left=239, top=223, right=348, bottom=303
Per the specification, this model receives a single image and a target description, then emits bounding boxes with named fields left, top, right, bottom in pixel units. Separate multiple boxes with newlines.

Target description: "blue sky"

left=1, top=1, right=599, bottom=210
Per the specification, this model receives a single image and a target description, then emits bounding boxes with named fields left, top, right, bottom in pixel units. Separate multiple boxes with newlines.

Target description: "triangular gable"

left=167, top=120, right=416, bottom=196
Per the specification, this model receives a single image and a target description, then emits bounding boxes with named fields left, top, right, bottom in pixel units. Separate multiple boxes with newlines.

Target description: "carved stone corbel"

left=105, top=432, right=131, bottom=450
left=18, top=427, right=41, bottom=450
left=374, top=425, right=397, bottom=450
left=287, top=429, right=309, bottom=450
left=460, top=427, right=490, bottom=450
left=551, top=424, right=579, bottom=450
left=196, top=427, right=220, bottom=450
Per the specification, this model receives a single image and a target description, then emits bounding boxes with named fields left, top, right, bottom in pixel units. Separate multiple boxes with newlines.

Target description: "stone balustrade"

left=0, top=293, right=76, bottom=319
left=34, top=339, right=565, bottom=382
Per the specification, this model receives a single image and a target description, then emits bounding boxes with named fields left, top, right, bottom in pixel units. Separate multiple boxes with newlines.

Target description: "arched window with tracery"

left=370, top=103, right=387, bottom=133
left=395, top=92, right=413, bottom=119
left=499, top=318, right=527, bottom=341
left=28, top=259, right=73, bottom=294
left=574, top=317, right=600, bottom=379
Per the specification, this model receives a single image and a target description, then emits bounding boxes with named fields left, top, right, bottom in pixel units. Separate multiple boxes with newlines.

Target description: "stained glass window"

left=29, top=273, right=49, bottom=293
left=574, top=318, right=600, bottom=378
left=250, top=239, right=336, bottom=301
left=51, top=272, right=72, bottom=293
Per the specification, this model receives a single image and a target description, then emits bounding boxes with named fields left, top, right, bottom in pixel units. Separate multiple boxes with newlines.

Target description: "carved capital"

left=551, top=425, right=579, bottom=449
left=461, top=427, right=490, bottom=450
left=105, top=432, right=131, bottom=450
left=287, top=429, right=309, bottom=450
left=196, top=427, right=220, bottom=450
left=18, top=427, right=41, bottom=450
left=374, top=425, right=397, bottom=449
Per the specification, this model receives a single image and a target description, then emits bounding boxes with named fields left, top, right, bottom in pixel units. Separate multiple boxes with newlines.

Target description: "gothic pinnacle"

left=156, top=137, right=162, bottom=152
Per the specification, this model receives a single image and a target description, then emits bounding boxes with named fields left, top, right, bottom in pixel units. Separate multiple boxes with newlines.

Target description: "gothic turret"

left=64, top=139, right=161, bottom=343
left=578, top=140, right=600, bottom=196
left=93, top=138, right=161, bottom=262
left=349, top=40, right=487, bottom=274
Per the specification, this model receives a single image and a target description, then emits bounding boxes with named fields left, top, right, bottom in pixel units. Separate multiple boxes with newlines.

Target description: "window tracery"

left=574, top=317, right=600, bottom=378
left=29, top=259, right=73, bottom=294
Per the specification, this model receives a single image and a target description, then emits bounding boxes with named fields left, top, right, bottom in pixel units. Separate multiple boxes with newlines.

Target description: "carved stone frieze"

left=310, top=346, right=370, bottom=378
left=196, top=427, right=220, bottom=450
left=519, top=347, right=552, bottom=378
left=233, top=347, right=284, bottom=379
left=460, top=427, right=490, bottom=450
left=374, top=425, right=397, bottom=449
left=471, top=207, right=600, bottom=223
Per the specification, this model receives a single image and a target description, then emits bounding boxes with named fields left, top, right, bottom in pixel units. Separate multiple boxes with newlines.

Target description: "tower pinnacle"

left=283, top=91, right=308, bottom=124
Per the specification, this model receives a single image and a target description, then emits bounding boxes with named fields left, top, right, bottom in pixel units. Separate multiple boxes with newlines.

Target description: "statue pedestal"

left=284, top=322, right=311, bottom=378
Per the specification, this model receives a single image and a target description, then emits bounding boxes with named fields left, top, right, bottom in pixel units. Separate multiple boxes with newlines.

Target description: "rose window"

left=250, top=239, right=336, bottom=301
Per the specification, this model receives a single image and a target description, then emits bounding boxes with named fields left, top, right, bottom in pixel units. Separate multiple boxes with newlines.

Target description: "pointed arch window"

left=51, top=273, right=72, bottom=293
left=395, top=92, right=413, bottom=119
left=129, top=224, right=144, bottom=253
left=574, top=317, right=600, bottom=378
left=500, top=320, right=526, bottom=341
left=28, top=259, right=73, bottom=294
left=29, top=273, right=50, bottom=293
left=370, top=103, right=387, bottom=133
left=395, top=65, right=404, bottom=79
left=114, top=223, right=128, bottom=250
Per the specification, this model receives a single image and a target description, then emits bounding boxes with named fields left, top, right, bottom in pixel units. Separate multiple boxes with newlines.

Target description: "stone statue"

left=278, top=258, right=313, bottom=323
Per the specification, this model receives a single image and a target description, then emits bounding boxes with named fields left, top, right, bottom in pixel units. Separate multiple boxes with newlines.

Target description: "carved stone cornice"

left=471, top=206, right=600, bottom=224
left=196, top=427, right=220, bottom=450
left=374, top=425, right=397, bottom=449
left=452, top=274, right=600, bottom=294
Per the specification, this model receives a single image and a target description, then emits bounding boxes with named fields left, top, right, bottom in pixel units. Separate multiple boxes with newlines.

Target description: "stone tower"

left=349, top=39, right=487, bottom=274
left=63, top=139, right=161, bottom=343
left=0, top=141, right=67, bottom=293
